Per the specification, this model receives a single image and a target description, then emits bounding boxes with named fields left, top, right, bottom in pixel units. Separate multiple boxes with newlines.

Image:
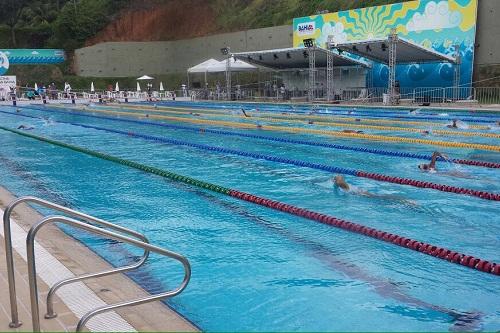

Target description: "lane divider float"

left=111, top=104, right=499, bottom=138
left=54, top=106, right=500, bottom=152
left=152, top=101, right=500, bottom=124
left=132, top=104, right=489, bottom=130
left=0, top=124, right=498, bottom=276
left=47, top=120, right=500, bottom=201
left=12, top=107, right=500, bottom=169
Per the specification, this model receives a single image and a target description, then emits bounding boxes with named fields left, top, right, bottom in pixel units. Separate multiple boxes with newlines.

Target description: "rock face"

left=85, top=0, right=219, bottom=46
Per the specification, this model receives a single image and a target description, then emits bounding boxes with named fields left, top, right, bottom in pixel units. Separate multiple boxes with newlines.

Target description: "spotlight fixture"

left=366, top=45, right=372, bottom=52
left=286, top=52, right=291, bottom=59
left=303, top=50, right=308, bottom=59
left=381, top=43, right=387, bottom=52
left=247, top=56, right=252, bottom=61
left=352, top=46, right=358, bottom=52
left=303, top=38, right=315, bottom=48
left=220, top=47, right=230, bottom=55
left=338, top=49, right=344, bottom=55
left=273, top=53, right=279, bottom=60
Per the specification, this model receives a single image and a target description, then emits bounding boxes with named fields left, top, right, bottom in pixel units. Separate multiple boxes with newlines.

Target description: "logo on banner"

left=297, top=22, right=315, bottom=36
left=0, top=52, right=9, bottom=75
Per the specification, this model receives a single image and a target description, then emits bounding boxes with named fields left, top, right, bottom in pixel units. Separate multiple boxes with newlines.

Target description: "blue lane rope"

left=6, top=107, right=495, bottom=167
left=152, top=101, right=499, bottom=124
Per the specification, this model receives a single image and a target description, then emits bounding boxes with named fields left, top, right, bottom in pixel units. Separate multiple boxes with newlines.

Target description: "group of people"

left=23, top=82, right=73, bottom=100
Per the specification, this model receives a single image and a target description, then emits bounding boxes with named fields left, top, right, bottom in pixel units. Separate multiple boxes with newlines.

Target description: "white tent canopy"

left=187, top=59, right=220, bottom=73
left=137, top=75, right=154, bottom=80
left=207, top=58, right=257, bottom=73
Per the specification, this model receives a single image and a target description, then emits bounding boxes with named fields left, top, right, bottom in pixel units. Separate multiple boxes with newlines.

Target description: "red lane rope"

left=229, top=190, right=499, bottom=276
left=356, top=171, right=500, bottom=201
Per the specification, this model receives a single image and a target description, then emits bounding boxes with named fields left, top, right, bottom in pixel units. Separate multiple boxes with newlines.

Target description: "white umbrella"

left=137, top=75, right=154, bottom=80
left=136, top=81, right=141, bottom=92
left=159, top=82, right=164, bottom=91
left=34, top=83, right=38, bottom=91
left=115, top=82, right=119, bottom=92
left=90, top=82, right=95, bottom=92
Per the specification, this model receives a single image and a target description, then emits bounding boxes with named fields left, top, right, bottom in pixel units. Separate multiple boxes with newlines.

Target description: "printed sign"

left=293, top=0, right=478, bottom=88
left=0, top=76, right=16, bottom=100
left=297, top=22, right=316, bottom=36
left=0, top=52, right=9, bottom=75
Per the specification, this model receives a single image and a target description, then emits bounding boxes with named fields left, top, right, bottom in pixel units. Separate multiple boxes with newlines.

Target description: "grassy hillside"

left=213, top=0, right=400, bottom=31
left=1, top=0, right=401, bottom=49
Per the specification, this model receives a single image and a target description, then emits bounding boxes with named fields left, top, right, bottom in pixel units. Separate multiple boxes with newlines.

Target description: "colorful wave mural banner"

left=293, top=0, right=478, bottom=89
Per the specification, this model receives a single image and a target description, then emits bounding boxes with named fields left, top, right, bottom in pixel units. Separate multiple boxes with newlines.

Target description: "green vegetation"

left=1, top=0, right=401, bottom=88
left=0, top=0, right=128, bottom=49
left=212, top=0, right=400, bottom=31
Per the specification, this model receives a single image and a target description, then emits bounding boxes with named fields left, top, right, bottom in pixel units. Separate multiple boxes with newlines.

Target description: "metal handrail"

left=26, top=215, right=191, bottom=332
left=2, top=196, right=150, bottom=328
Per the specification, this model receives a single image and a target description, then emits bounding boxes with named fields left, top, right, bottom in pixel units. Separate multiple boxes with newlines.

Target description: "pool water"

left=0, top=102, right=498, bottom=331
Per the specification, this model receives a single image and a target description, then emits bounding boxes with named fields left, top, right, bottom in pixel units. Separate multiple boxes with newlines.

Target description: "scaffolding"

left=453, top=44, right=462, bottom=100
left=387, top=29, right=398, bottom=105
left=308, top=47, right=316, bottom=102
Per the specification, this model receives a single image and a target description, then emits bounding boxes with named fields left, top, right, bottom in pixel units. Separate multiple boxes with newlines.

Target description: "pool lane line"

left=49, top=106, right=500, bottom=152
left=116, top=104, right=498, bottom=137
left=20, top=113, right=500, bottom=201
left=114, top=103, right=490, bottom=130
left=124, top=103, right=493, bottom=129
left=191, top=189, right=482, bottom=331
left=0, top=125, right=498, bottom=277
left=152, top=101, right=500, bottom=124
left=10, top=107, right=500, bottom=169
left=162, top=101, right=500, bottom=122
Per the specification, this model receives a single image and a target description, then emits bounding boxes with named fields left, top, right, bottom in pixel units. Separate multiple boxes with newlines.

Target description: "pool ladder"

left=2, top=196, right=191, bottom=332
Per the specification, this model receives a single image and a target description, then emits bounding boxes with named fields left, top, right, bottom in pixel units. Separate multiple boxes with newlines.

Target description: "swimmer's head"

left=418, top=164, right=431, bottom=171
left=333, top=175, right=349, bottom=190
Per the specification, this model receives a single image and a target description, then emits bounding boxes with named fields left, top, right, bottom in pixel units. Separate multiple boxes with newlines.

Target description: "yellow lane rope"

left=110, top=103, right=491, bottom=130
left=65, top=105, right=500, bottom=152
left=104, top=104, right=500, bottom=139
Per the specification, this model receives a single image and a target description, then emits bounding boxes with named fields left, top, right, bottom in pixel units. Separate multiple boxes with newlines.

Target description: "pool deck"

left=0, top=187, right=198, bottom=332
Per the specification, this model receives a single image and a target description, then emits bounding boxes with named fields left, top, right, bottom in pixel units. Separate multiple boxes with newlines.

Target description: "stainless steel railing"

left=26, top=215, right=191, bottom=332
left=2, top=196, right=150, bottom=329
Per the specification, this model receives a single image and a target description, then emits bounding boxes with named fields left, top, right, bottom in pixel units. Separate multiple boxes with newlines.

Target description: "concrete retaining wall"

left=75, top=25, right=292, bottom=77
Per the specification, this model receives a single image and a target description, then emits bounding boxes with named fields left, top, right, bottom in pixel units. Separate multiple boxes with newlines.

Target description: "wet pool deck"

left=0, top=187, right=197, bottom=332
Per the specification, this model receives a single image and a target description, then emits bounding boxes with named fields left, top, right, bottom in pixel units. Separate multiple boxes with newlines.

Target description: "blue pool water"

left=0, top=102, right=498, bottom=331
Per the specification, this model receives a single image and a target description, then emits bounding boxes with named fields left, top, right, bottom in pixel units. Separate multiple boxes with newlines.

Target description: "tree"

left=0, top=0, right=31, bottom=46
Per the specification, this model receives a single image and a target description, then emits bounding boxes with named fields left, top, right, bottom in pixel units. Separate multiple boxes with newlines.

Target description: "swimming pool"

left=0, top=102, right=498, bottom=331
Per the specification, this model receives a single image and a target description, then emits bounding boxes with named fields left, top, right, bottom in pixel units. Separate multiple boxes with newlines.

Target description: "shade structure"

left=187, top=59, right=220, bottom=73
left=206, top=58, right=257, bottom=73
left=137, top=75, right=154, bottom=80
left=334, top=37, right=456, bottom=64
left=159, top=82, right=164, bottom=91
left=136, top=81, right=141, bottom=91
left=233, top=47, right=369, bottom=69
left=90, top=82, right=94, bottom=92
left=115, top=82, right=119, bottom=92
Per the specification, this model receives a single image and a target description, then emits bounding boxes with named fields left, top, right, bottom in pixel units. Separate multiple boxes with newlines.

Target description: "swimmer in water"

left=447, top=119, right=458, bottom=129
left=333, top=175, right=417, bottom=204
left=342, top=130, right=364, bottom=134
left=421, top=130, right=431, bottom=136
left=418, top=151, right=447, bottom=172
left=190, top=112, right=201, bottom=116
left=16, top=108, right=21, bottom=113
left=17, top=125, right=34, bottom=130
left=241, top=108, right=250, bottom=117
left=418, top=151, right=473, bottom=178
